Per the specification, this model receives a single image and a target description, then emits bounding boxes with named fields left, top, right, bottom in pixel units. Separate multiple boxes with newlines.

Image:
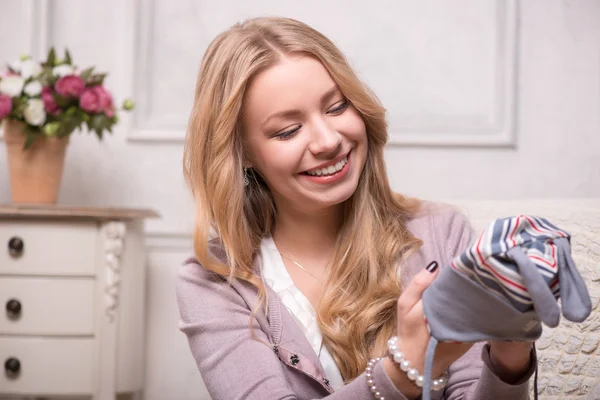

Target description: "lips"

left=302, top=151, right=351, bottom=176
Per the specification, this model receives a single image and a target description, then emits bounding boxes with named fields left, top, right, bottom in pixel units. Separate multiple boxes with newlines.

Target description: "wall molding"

left=127, top=0, right=175, bottom=143
left=0, top=1, right=519, bottom=149
left=0, top=0, right=50, bottom=140
left=145, top=231, right=192, bottom=252
left=388, top=0, right=518, bottom=147
left=126, top=0, right=519, bottom=148
left=143, top=198, right=600, bottom=252
left=128, top=128, right=187, bottom=144
left=125, top=0, right=192, bottom=142
left=29, top=0, right=50, bottom=61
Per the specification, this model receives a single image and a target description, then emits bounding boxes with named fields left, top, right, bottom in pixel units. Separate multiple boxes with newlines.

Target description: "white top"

left=260, top=236, right=345, bottom=391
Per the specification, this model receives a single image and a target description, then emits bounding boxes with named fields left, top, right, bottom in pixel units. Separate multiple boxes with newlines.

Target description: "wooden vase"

left=3, top=120, right=69, bottom=204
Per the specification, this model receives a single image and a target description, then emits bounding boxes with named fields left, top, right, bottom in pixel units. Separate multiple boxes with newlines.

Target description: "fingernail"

left=426, top=261, right=439, bottom=273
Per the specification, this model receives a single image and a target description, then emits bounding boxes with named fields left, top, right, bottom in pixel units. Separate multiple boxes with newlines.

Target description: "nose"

left=308, top=118, right=342, bottom=157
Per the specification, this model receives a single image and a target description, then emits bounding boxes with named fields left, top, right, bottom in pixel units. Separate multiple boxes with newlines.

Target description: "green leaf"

left=89, top=113, right=110, bottom=140
left=52, top=92, right=72, bottom=108
left=88, top=73, right=107, bottom=86
left=65, top=106, right=77, bottom=116
left=23, top=132, right=36, bottom=150
left=80, top=67, right=94, bottom=82
left=11, top=97, right=27, bottom=119
left=38, top=69, right=55, bottom=86
left=89, top=113, right=105, bottom=129
left=64, top=49, right=72, bottom=65
left=56, top=114, right=83, bottom=137
left=47, top=47, right=56, bottom=67
left=49, top=75, right=59, bottom=86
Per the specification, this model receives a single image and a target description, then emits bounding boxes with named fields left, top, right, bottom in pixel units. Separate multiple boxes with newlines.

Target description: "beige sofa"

left=450, top=199, right=600, bottom=400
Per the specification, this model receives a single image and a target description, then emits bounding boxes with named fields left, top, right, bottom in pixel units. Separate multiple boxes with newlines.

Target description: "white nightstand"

left=0, top=204, right=159, bottom=400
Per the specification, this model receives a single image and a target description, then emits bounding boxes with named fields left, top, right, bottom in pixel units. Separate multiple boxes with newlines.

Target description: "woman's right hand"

left=383, top=261, right=473, bottom=399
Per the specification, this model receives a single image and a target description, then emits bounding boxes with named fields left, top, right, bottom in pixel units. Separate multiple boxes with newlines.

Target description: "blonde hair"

left=183, top=16, right=422, bottom=381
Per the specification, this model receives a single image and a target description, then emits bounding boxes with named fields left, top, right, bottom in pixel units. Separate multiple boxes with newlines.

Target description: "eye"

left=327, top=100, right=349, bottom=115
left=274, top=125, right=301, bottom=140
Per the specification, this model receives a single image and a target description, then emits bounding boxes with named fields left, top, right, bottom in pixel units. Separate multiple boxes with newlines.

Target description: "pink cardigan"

left=176, top=203, right=536, bottom=399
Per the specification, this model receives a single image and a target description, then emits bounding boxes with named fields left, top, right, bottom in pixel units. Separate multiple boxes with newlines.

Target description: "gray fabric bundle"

left=420, top=215, right=593, bottom=400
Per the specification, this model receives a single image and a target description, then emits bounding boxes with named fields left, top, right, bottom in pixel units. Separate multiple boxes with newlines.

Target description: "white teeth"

left=306, top=156, right=347, bottom=176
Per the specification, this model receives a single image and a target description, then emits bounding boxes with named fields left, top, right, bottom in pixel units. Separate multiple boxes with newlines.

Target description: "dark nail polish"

left=426, top=261, right=439, bottom=273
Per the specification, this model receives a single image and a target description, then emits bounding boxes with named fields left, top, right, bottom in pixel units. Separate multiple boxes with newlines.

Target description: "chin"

left=310, top=184, right=358, bottom=210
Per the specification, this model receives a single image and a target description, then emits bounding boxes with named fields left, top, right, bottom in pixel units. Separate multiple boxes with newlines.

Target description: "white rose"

left=53, top=65, right=74, bottom=77
left=0, top=75, right=25, bottom=97
left=8, top=60, right=22, bottom=73
left=20, top=59, right=42, bottom=79
left=24, top=80, right=43, bottom=97
left=24, top=98, right=46, bottom=126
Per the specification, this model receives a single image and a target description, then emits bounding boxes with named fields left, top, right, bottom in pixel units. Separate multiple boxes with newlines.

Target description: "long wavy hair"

left=183, top=16, right=423, bottom=381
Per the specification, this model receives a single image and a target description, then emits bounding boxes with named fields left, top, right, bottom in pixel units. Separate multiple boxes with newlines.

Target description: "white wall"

left=0, top=1, right=599, bottom=399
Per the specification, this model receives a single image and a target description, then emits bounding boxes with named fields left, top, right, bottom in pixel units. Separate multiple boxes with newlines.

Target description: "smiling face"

left=241, top=55, right=368, bottom=215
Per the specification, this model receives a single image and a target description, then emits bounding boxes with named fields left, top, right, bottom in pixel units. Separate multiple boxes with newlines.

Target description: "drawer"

left=0, top=277, right=95, bottom=335
left=0, top=336, right=93, bottom=395
left=0, top=220, right=97, bottom=276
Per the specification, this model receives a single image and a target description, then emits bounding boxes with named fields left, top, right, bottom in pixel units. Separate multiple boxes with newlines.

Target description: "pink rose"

left=80, top=85, right=114, bottom=116
left=41, top=86, right=60, bottom=115
left=0, top=94, right=12, bottom=119
left=55, top=75, right=85, bottom=98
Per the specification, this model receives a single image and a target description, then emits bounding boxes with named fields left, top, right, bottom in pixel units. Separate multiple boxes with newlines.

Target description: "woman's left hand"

left=487, top=341, right=534, bottom=383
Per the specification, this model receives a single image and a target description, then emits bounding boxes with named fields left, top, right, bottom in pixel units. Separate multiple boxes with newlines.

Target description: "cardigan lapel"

left=248, top=248, right=333, bottom=394
left=265, top=281, right=334, bottom=393
left=211, top=243, right=335, bottom=393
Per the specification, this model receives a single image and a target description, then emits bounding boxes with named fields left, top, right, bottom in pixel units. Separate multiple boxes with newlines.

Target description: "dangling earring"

left=243, top=167, right=250, bottom=187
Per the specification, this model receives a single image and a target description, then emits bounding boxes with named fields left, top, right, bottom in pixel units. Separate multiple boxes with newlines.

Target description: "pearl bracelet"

left=387, top=336, right=448, bottom=392
left=365, top=357, right=386, bottom=400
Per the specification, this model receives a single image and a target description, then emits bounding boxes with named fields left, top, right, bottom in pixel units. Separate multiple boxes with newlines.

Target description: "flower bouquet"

left=0, top=48, right=134, bottom=204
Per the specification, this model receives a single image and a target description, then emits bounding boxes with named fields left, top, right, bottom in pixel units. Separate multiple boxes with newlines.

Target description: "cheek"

left=252, top=144, right=303, bottom=182
left=337, top=110, right=367, bottom=142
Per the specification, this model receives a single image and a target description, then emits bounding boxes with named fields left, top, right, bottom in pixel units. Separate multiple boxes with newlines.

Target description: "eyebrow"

left=260, top=86, right=342, bottom=128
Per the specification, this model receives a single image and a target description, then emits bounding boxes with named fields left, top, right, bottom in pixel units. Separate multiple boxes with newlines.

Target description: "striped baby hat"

left=420, top=215, right=593, bottom=400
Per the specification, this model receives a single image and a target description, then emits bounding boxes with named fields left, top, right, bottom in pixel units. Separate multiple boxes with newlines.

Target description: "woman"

left=177, top=16, right=536, bottom=400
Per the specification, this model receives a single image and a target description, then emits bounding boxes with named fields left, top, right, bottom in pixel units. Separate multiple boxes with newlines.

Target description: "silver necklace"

left=279, top=253, right=319, bottom=280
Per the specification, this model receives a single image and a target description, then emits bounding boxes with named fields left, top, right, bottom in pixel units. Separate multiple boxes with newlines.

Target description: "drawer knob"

left=6, top=299, right=22, bottom=319
left=8, top=236, right=24, bottom=257
left=4, top=357, right=20, bottom=378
